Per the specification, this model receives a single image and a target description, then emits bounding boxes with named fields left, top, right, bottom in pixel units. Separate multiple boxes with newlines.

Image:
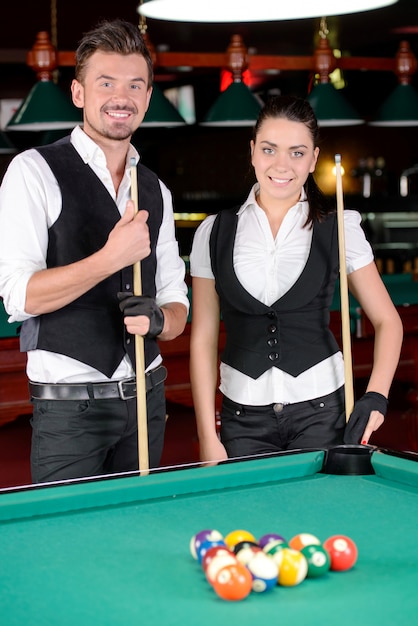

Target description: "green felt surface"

left=0, top=451, right=417, bottom=626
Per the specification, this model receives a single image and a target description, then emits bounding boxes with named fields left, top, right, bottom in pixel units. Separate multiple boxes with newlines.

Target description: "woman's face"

left=251, top=116, right=319, bottom=209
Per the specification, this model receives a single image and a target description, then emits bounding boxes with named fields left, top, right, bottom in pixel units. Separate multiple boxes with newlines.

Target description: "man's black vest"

left=209, top=208, right=340, bottom=379
left=20, top=137, right=163, bottom=378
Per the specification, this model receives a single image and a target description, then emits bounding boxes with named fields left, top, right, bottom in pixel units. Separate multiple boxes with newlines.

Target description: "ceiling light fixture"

left=307, top=18, right=364, bottom=126
left=139, top=0, right=398, bottom=22
left=7, top=0, right=81, bottom=132
left=142, top=84, right=187, bottom=126
left=6, top=71, right=82, bottom=131
left=201, top=35, right=262, bottom=127
left=369, top=41, right=418, bottom=127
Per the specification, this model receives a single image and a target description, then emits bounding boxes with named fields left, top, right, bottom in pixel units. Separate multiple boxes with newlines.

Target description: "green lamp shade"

left=0, top=131, right=16, bottom=154
left=369, top=84, right=418, bottom=127
left=142, top=84, right=186, bottom=127
left=201, top=81, right=262, bottom=127
left=307, top=82, right=364, bottom=127
left=6, top=80, right=82, bottom=131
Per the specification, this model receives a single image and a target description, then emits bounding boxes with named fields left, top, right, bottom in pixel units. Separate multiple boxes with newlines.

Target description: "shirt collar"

left=237, top=183, right=309, bottom=216
left=70, top=126, right=140, bottom=168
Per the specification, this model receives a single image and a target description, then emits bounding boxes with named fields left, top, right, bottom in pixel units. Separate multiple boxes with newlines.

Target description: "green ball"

left=300, top=544, right=331, bottom=578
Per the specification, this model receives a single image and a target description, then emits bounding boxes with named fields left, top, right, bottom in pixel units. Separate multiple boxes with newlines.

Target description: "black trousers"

left=30, top=383, right=166, bottom=483
left=220, top=387, right=346, bottom=458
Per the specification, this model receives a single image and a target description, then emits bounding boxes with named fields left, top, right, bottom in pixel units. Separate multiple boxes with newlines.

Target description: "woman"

left=189, top=95, right=402, bottom=464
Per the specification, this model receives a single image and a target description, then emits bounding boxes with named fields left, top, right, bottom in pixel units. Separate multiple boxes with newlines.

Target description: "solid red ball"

left=323, top=535, right=358, bottom=571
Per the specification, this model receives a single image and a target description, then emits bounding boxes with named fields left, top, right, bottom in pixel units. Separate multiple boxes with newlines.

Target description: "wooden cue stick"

left=130, top=157, right=149, bottom=474
left=335, top=154, right=355, bottom=421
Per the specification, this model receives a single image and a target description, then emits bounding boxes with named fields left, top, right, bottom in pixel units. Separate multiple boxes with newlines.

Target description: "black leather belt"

left=28, top=365, right=167, bottom=401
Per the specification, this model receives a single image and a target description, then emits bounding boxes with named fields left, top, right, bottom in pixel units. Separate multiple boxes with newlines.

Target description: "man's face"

left=71, top=51, right=152, bottom=143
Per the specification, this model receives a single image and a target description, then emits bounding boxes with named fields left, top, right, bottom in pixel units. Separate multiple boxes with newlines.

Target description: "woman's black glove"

left=118, top=292, right=164, bottom=338
left=343, top=392, right=388, bottom=444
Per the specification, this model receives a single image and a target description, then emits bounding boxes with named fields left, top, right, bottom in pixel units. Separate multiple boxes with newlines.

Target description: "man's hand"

left=118, top=292, right=164, bottom=338
left=104, top=202, right=150, bottom=273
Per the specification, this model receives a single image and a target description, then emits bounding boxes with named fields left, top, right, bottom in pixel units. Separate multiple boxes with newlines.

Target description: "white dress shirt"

left=189, top=184, right=374, bottom=405
left=0, top=126, right=189, bottom=383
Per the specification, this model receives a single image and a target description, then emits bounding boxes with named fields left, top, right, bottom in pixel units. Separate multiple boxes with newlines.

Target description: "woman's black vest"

left=20, top=137, right=163, bottom=378
left=209, top=208, right=340, bottom=379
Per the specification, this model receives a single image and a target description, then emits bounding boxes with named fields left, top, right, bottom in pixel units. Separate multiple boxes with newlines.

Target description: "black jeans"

left=220, top=387, right=346, bottom=458
left=30, top=383, right=166, bottom=483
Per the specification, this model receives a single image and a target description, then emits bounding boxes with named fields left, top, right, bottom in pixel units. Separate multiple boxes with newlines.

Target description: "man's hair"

left=75, top=19, right=154, bottom=86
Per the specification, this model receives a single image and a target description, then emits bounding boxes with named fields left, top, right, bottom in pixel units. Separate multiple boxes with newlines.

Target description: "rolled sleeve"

left=0, top=151, right=58, bottom=322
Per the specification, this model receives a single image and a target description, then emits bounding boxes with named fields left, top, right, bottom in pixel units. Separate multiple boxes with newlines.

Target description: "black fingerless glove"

left=343, top=392, right=388, bottom=444
left=117, top=292, right=164, bottom=339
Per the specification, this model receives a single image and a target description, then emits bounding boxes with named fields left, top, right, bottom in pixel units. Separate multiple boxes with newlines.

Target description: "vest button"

left=267, top=311, right=276, bottom=319
left=126, top=338, right=131, bottom=344
left=267, top=337, right=278, bottom=347
left=267, top=324, right=277, bottom=333
left=268, top=352, right=279, bottom=361
left=273, top=403, right=284, bottom=413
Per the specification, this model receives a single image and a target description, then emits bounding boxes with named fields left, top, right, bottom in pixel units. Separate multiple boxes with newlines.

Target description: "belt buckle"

left=117, top=378, right=136, bottom=400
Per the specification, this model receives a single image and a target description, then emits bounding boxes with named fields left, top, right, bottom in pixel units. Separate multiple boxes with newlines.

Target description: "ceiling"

left=0, top=0, right=417, bottom=119
left=1, top=0, right=417, bottom=59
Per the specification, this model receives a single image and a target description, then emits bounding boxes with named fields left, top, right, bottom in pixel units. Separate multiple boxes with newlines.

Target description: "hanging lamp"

left=6, top=31, right=81, bottom=131
left=307, top=19, right=364, bottom=126
left=201, top=35, right=262, bottom=127
left=370, top=41, right=418, bottom=126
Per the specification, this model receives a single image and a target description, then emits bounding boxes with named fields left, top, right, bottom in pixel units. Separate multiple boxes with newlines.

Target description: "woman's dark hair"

left=253, top=95, right=333, bottom=223
left=75, top=19, right=154, bottom=87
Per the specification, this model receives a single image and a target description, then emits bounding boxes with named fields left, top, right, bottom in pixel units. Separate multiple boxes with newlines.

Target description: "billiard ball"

left=288, top=533, right=321, bottom=552
left=245, top=551, right=279, bottom=592
left=258, top=533, right=287, bottom=550
left=201, top=546, right=234, bottom=574
left=196, top=538, right=226, bottom=564
left=263, top=539, right=289, bottom=559
left=233, top=540, right=260, bottom=554
left=206, top=552, right=239, bottom=585
left=224, top=529, right=257, bottom=550
left=212, top=562, right=253, bottom=601
left=274, top=548, right=308, bottom=586
left=190, top=529, right=224, bottom=560
left=234, top=545, right=263, bottom=566
left=300, top=544, right=331, bottom=578
left=323, top=535, right=358, bottom=572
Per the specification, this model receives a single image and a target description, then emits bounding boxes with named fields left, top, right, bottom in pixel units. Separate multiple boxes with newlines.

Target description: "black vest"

left=209, top=208, right=340, bottom=379
left=20, top=137, right=163, bottom=378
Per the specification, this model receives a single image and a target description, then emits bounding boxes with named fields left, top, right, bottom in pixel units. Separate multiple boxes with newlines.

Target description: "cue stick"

left=335, top=154, right=355, bottom=421
left=130, top=157, right=150, bottom=474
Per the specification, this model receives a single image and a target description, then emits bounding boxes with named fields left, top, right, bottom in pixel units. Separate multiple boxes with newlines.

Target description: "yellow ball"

left=224, top=529, right=257, bottom=550
left=274, top=548, right=308, bottom=586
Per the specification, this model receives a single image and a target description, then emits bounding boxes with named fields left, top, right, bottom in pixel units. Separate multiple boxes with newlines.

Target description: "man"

left=0, top=19, right=189, bottom=482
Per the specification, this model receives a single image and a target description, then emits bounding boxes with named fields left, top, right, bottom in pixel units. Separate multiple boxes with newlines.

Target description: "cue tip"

left=335, top=154, right=341, bottom=164
left=130, top=157, right=136, bottom=167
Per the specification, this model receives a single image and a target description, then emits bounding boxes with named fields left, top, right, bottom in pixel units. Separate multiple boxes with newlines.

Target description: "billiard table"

left=0, top=448, right=417, bottom=625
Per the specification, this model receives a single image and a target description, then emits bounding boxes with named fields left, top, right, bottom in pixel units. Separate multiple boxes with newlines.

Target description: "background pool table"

left=0, top=449, right=417, bottom=625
